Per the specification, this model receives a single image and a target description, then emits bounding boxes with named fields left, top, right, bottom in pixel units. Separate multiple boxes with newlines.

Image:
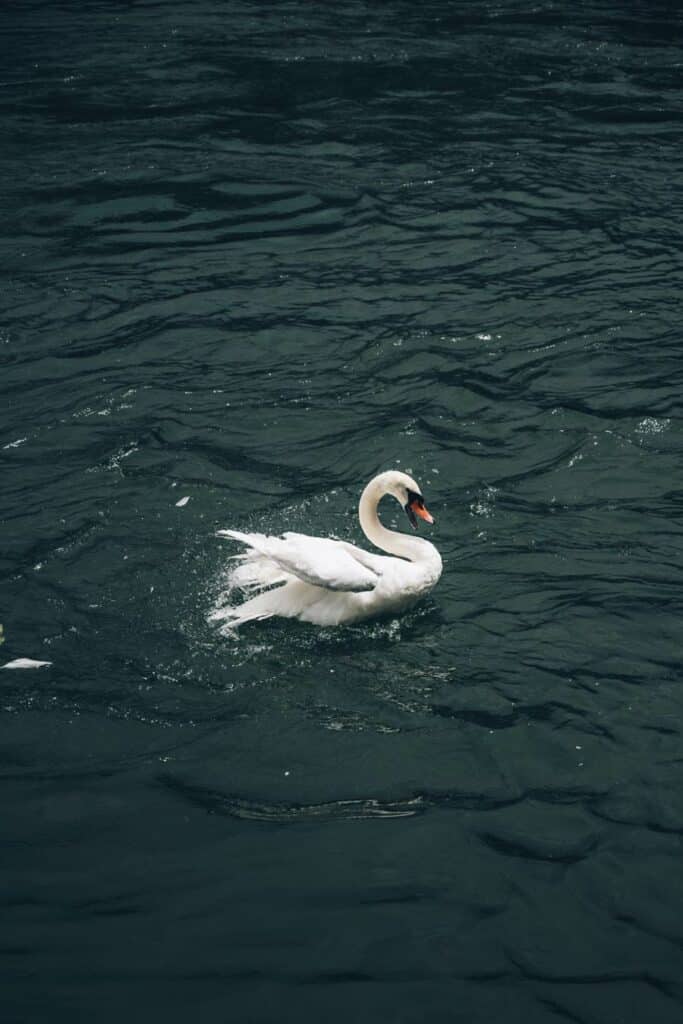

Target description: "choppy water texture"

left=2, top=2, right=683, bottom=1021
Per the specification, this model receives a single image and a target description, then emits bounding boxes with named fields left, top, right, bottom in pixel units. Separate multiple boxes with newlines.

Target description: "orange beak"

left=409, top=499, right=434, bottom=525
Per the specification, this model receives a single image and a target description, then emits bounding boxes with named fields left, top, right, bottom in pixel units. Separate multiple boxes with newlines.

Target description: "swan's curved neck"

left=358, top=476, right=432, bottom=562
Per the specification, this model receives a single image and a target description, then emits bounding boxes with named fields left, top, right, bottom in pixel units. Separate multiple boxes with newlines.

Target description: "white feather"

left=2, top=658, right=52, bottom=670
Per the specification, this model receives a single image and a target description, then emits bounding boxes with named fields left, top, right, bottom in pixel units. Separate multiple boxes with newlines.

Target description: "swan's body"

left=210, top=471, right=442, bottom=630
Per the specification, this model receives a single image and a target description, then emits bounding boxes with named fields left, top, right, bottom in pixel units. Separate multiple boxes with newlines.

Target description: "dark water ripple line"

left=477, top=828, right=598, bottom=865
left=0, top=729, right=224, bottom=784
left=160, top=775, right=616, bottom=828
left=16, top=185, right=384, bottom=241
left=506, top=953, right=678, bottom=996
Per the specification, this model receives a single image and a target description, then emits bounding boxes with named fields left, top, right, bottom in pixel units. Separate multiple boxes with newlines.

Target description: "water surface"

left=2, top=2, right=683, bottom=1021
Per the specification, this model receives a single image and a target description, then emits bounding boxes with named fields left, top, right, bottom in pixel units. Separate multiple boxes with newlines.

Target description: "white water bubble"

left=635, top=417, right=670, bottom=436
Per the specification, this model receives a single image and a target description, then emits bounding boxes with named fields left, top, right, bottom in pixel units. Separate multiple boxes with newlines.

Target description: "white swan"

left=210, top=470, right=442, bottom=630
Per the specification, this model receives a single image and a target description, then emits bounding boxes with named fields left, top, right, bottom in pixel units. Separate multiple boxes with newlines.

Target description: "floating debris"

left=2, top=658, right=52, bottom=670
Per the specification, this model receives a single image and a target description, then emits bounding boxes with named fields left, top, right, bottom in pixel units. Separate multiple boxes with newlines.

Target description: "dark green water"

left=2, top=2, right=683, bottom=1021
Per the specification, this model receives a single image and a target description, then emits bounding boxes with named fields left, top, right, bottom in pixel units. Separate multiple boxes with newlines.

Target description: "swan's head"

left=374, top=470, right=435, bottom=530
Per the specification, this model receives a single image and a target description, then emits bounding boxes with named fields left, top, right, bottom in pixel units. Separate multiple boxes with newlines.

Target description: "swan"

left=209, top=470, right=442, bottom=630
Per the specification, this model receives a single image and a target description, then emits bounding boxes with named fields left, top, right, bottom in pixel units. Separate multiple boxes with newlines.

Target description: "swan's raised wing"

left=218, top=530, right=380, bottom=593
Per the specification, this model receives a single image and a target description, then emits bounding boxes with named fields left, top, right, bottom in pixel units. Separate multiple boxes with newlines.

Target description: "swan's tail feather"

left=211, top=530, right=303, bottom=631
left=216, top=529, right=293, bottom=594
left=228, top=552, right=291, bottom=593
left=209, top=580, right=316, bottom=633
left=208, top=595, right=280, bottom=631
